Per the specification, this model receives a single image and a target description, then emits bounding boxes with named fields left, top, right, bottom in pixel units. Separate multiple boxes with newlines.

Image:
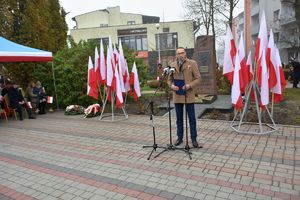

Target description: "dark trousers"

left=38, top=101, right=46, bottom=114
left=14, top=104, right=32, bottom=120
left=293, top=75, right=299, bottom=88
left=175, top=103, right=197, bottom=140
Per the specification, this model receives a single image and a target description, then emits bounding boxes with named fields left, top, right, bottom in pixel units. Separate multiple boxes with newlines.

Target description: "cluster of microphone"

left=162, top=66, right=175, bottom=76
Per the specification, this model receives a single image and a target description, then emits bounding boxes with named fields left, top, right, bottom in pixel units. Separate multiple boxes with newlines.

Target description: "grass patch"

left=283, top=88, right=300, bottom=104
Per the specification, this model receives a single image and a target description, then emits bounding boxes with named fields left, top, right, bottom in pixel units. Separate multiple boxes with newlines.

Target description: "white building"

left=70, top=6, right=197, bottom=72
left=234, top=0, right=299, bottom=64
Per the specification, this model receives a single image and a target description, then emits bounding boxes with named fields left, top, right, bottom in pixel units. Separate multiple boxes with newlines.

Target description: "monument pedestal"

left=192, top=36, right=217, bottom=96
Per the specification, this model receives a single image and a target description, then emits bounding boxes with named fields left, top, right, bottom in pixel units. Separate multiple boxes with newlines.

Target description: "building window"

left=156, top=33, right=178, bottom=50
left=119, top=35, right=148, bottom=51
left=274, top=32, right=280, bottom=42
left=100, top=24, right=108, bottom=27
left=127, top=21, right=135, bottom=25
left=273, top=10, right=280, bottom=22
left=88, top=37, right=109, bottom=46
left=163, top=27, right=169, bottom=32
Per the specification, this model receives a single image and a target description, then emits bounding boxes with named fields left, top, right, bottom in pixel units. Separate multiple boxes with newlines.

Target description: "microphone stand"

left=142, top=73, right=169, bottom=160
left=153, top=68, right=192, bottom=159
left=180, top=68, right=193, bottom=160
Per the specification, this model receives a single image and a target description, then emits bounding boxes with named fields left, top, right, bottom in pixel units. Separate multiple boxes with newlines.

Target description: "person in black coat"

left=6, top=81, right=36, bottom=121
left=289, top=58, right=300, bottom=88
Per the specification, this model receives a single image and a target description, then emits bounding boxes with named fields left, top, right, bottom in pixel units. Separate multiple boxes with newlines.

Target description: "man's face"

left=176, top=48, right=186, bottom=61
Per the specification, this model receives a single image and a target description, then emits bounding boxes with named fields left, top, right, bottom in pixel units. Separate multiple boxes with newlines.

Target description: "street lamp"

left=155, top=23, right=161, bottom=64
left=173, top=34, right=177, bottom=49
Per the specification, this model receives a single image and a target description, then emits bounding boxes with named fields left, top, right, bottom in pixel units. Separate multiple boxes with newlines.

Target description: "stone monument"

left=192, top=36, right=217, bottom=96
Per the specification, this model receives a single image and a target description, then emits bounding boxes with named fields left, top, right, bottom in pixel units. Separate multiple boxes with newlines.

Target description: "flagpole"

left=51, top=62, right=59, bottom=110
left=271, top=93, right=274, bottom=117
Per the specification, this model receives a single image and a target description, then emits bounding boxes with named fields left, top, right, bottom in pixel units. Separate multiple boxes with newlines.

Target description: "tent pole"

left=52, top=62, right=59, bottom=110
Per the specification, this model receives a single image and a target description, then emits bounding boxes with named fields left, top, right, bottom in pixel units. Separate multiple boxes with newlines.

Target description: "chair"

left=3, top=95, right=27, bottom=120
left=0, top=107, right=8, bottom=122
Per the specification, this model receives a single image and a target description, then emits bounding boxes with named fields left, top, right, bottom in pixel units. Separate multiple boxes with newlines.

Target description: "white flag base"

left=100, top=88, right=128, bottom=122
left=230, top=80, right=277, bottom=135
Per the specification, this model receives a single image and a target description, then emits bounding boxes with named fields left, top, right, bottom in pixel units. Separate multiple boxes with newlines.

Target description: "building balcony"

left=251, top=4, right=259, bottom=16
left=280, top=16, right=296, bottom=26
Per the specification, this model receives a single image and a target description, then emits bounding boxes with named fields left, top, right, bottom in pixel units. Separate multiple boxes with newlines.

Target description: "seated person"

left=6, top=81, right=36, bottom=120
left=33, top=81, right=47, bottom=114
left=25, top=81, right=38, bottom=110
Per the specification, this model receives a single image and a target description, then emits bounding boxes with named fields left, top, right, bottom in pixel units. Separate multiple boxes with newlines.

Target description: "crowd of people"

left=0, top=79, right=48, bottom=121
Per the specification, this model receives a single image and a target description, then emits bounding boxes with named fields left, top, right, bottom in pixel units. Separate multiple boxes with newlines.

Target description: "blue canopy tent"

left=0, top=36, right=59, bottom=109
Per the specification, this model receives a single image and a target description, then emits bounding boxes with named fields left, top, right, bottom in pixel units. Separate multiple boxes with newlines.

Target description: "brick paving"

left=0, top=112, right=299, bottom=200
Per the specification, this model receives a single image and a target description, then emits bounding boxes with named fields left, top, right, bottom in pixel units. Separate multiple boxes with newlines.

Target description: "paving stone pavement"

left=0, top=112, right=299, bottom=200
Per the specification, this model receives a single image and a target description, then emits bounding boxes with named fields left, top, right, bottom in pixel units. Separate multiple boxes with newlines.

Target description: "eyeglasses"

left=177, top=52, right=185, bottom=55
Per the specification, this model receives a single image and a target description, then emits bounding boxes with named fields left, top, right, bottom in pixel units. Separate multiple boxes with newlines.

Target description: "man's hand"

left=183, top=84, right=191, bottom=90
left=171, top=84, right=179, bottom=91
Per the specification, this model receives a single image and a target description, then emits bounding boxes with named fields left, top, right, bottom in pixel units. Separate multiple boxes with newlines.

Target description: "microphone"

left=162, top=66, right=175, bottom=76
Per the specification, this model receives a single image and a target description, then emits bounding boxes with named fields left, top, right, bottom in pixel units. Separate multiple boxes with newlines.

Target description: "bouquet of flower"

left=65, top=105, right=85, bottom=115
left=84, top=104, right=102, bottom=118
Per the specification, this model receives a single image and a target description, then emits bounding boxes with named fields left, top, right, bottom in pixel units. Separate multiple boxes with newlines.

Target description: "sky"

left=60, top=0, right=245, bottom=30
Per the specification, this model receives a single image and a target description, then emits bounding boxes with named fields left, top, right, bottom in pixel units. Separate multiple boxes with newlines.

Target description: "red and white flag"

left=260, top=50, right=269, bottom=107
left=130, top=62, right=141, bottom=101
left=94, top=46, right=101, bottom=86
left=99, top=39, right=106, bottom=84
left=271, top=47, right=286, bottom=103
left=246, top=51, right=256, bottom=101
left=106, top=46, right=114, bottom=88
left=87, top=56, right=98, bottom=99
left=266, top=29, right=278, bottom=89
left=237, top=32, right=249, bottom=92
left=223, top=25, right=237, bottom=85
left=246, top=51, right=254, bottom=82
left=114, top=64, right=124, bottom=108
left=117, top=41, right=126, bottom=93
left=47, top=96, right=53, bottom=104
left=255, top=11, right=268, bottom=86
left=123, top=59, right=131, bottom=92
left=231, top=51, right=243, bottom=110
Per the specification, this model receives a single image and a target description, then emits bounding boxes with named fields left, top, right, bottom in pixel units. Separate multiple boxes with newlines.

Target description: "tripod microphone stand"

left=153, top=69, right=192, bottom=159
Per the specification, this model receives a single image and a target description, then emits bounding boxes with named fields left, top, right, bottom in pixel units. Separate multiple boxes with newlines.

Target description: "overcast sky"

left=60, top=0, right=244, bottom=30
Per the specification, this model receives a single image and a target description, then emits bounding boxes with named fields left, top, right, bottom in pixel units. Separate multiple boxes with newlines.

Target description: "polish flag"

left=266, top=29, right=278, bottom=89
left=237, top=32, right=249, bottom=92
left=47, top=96, right=53, bottom=104
left=231, top=51, right=243, bottom=110
left=123, top=59, right=131, bottom=92
left=113, top=43, right=119, bottom=67
left=271, top=47, right=286, bottom=103
left=117, top=41, right=126, bottom=93
left=130, top=62, right=141, bottom=101
left=94, top=46, right=101, bottom=86
left=255, top=11, right=268, bottom=86
left=87, top=56, right=98, bottom=99
left=106, top=46, right=114, bottom=88
left=246, top=52, right=255, bottom=101
left=260, top=50, right=269, bottom=107
left=246, top=51, right=254, bottom=82
left=99, top=39, right=106, bottom=84
left=114, top=64, right=124, bottom=108
left=223, top=25, right=237, bottom=85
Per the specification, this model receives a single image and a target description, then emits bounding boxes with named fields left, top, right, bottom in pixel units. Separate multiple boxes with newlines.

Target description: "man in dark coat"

left=6, top=81, right=36, bottom=120
left=289, top=58, right=300, bottom=88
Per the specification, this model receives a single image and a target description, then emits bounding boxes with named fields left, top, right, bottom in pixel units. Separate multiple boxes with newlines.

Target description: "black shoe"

left=192, top=140, right=199, bottom=148
left=20, top=117, right=23, bottom=121
left=29, top=116, right=36, bottom=119
left=174, top=139, right=183, bottom=146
